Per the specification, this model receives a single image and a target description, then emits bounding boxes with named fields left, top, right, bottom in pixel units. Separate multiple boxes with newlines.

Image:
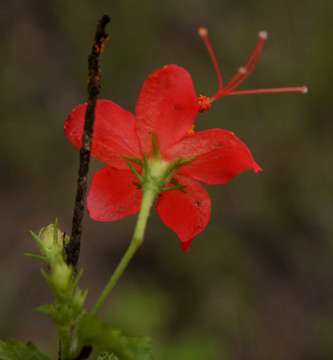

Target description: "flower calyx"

left=125, top=134, right=195, bottom=196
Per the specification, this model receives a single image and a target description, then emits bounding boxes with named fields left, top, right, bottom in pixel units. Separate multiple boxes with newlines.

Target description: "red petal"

left=156, top=176, right=211, bottom=251
left=87, top=167, right=142, bottom=221
left=64, top=99, right=141, bottom=169
left=135, top=65, right=198, bottom=155
left=166, top=129, right=262, bottom=184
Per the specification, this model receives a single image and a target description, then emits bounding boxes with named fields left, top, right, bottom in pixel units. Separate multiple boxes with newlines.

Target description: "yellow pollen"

left=187, top=125, right=196, bottom=135
left=197, top=95, right=212, bottom=112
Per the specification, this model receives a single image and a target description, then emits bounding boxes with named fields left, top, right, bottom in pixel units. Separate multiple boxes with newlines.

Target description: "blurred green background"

left=1, top=0, right=332, bottom=359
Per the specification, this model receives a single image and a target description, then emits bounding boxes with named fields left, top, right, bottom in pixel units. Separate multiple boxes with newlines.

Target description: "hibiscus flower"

left=65, top=28, right=306, bottom=251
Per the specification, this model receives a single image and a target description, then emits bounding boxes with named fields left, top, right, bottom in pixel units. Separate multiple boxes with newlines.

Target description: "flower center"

left=146, top=157, right=171, bottom=187
left=126, top=135, right=195, bottom=195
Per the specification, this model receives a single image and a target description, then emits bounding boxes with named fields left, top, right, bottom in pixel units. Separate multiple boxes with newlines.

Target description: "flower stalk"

left=92, top=185, right=157, bottom=314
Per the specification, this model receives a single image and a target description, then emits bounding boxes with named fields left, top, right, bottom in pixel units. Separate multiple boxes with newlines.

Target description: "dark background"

left=1, top=0, right=332, bottom=359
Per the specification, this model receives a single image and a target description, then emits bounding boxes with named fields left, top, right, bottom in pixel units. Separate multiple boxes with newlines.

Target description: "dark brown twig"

left=65, top=15, right=111, bottom=269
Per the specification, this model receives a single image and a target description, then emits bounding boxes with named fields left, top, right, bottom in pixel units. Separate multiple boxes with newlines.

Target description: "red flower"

left=65, top=29, right=306, bottom=251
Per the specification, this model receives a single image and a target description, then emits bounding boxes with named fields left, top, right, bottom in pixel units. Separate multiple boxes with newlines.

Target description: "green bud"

left=36, top=223, right=69, bottom=264
left=50, top=262, right=72, bottom=292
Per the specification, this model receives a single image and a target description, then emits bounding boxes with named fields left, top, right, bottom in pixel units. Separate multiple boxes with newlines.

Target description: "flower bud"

left=50, top=262, right=72, bottom=292
left=37, top=224, right=69, bottom=264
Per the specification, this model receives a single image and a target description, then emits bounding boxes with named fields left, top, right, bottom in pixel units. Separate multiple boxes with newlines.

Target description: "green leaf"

left=78, top=314, right=153, bottom=360
left=0, top=340, right=50, bottom=360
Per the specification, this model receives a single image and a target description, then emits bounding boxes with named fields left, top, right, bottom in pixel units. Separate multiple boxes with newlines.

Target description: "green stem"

left=91, top=187, right=156, bottom=314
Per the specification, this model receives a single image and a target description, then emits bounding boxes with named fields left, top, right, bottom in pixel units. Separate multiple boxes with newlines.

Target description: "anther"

left=197, top=95, right=212, bottom=112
